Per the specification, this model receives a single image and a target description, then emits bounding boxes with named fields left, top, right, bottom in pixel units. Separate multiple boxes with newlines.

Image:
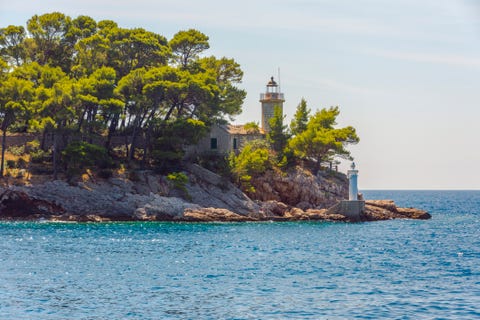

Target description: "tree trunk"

left=105, top=113, right=119, bottom=152
left=40, top=130, right=47, bottom=150
left=142, top=124, right=152, bottom=168
left=53, top=130, right=58, bottom=180
left=128, top=123, right=139, bottom=161
left=141, top=111, right=155, bottom=167
left=0, top=129, right=6, bottom=177
left=314, top=155, right=321, bottom=176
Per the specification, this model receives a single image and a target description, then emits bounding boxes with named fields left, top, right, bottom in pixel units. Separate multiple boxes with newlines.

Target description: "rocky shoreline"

left=0, top=165, right=430, bottom=223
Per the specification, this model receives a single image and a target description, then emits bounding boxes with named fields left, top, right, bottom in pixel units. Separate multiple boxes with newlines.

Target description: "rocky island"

left=0, top=13, right=429, bottom=223
left=0, top=164, right=430, bottom=222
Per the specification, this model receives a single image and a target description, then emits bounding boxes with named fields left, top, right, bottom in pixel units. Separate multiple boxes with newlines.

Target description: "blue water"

left=1, top=191, right=479, bottom=319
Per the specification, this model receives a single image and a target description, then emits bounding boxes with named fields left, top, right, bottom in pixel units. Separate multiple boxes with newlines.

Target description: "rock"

left=364, top=200, right=431, bottom=221
left=396, top=207, right=431, bottom=219
left=365, top=200, right=398, bottom=212
left=136, top=196, right=201, bottom=221
left=0, top=189, right=65, bottom=219
left=185, top=164, right=259, bottom=215
left=250, top=167, right=348, bottom=210
left=260, top=200, right=289, bottom=217
left=305, top=209, right=350, bottom=221
left=0, top=164, right=429, bottom=223
left=182, top=207, right=257, bottom=222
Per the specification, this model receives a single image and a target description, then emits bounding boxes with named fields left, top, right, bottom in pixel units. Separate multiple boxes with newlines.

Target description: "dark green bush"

left=62, top=141, right=113, bottom=170
left=30, top=149, right=51, bottom=163
left=16, top=157, right=27, bottom=169
left=98, top=169, right=113, bottom=179
left=6, top=159, right=16, bottom=169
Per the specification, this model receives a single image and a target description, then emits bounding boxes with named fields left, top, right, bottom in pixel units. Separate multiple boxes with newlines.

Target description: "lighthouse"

left=325, top=161, right=364, bottom=221
left=260, top=77, right=285, bottom=133
left=348, top=162, right=359, bottom=200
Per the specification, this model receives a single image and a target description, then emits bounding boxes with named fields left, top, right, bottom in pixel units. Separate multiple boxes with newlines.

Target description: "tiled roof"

left=225, top=124, right=265, bottom=135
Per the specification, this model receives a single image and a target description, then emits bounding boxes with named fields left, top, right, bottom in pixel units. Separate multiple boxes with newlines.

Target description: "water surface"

left=1, top=190, right=479, bottom=319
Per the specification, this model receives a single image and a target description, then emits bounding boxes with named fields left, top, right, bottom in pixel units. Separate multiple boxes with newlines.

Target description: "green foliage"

left=7, top=145, right=25, bottom=156
left=195, top=152, right=231, bottom=178
left=198, top=56, right=245, bottom=119
left=0, top=13, right=246, bottom=175
left=26, top=12, right=74, bottom=71
left=61, top=141, right=113, bottom=171
left=151, top=118, right=208, bottom=172
left=166, top=171, right=190, bottom=199
left=6, top=159, right=16, bottom=169
left=30, top=148, right=51, bottom=163
left=166, top=172, right=189, bottom=190
left=243, top=122, right=260, bottom=134
left=16, top=157, right=27, bottom=169
left=267, top=105, right=289, bottom=160
left=229, top=139, right=274, bottom=192
left=0, top=25, right=26, bottom=67
left=289, top=106, right=359, bottom=173
left=290, top=98, right=310, bottom=136
left=169, top=29, right=209, bottom=68
left=25, top=139, right=40, bottom=152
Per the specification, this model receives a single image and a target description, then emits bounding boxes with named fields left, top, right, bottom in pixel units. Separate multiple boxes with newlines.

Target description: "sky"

left=1, top=0, right=479, bottom=189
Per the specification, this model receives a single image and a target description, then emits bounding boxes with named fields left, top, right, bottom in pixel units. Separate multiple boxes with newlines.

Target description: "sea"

left=0, top=190, right=479, bottom=319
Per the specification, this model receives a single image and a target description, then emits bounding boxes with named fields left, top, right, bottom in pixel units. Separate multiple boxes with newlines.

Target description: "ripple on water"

left=0, top=191, right=479, bottom=319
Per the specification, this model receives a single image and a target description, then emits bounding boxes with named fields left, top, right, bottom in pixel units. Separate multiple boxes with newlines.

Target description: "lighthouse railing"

left=260, top=93, right=284, bottom=100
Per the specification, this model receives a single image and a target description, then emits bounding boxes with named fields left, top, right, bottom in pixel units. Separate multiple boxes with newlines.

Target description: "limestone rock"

left=0, top=189, right=65, bottom=219
left=396, top=207, right=431, bottom=219
left=185, top=164, right=259, bottom=215
left=365, top=200, right=398, bottom=212
left=364, top=200, right=431, bottom=221
left=305, top=209, right=350, bottom=221
left=250, top=167, right=348, bottom=210
left=182, top=207, right=257, bottom=222
left=135, top=196, right=201, bottom=221
left=0, top=164, right=430, bottom=223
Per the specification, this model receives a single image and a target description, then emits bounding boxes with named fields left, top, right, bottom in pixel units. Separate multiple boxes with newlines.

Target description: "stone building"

left=187, top=77, right=285, bottom=157
left=261, top=76, right=285, bottom=133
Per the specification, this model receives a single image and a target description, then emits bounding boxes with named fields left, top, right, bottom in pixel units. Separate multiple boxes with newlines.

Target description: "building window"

left=210, top=138, right=217, bottom=150
left=233, top=138, right=237, bottom=150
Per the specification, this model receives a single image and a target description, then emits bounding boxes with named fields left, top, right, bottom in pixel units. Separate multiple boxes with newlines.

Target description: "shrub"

left=196, top=152, right=231, bottom=178
left=166, top=171, right=191, bottom=200
left=166, top=172, right=189, bottom=191
left=25, top=140, right=40, bottom=153
left=16, top=157, right=27, bottom=169
left=128, top=170, right=140, bottom=181
left=98, top=169, right=113, bottom=179
left=30, top=149, right=51, bottom=164
left=62, top=141, right=112, bottom=170
left=7, top=145, right=25, bottom=156
left=229, top=139, right=275, bottom=193
left=6, top=159, right=16, bottom=169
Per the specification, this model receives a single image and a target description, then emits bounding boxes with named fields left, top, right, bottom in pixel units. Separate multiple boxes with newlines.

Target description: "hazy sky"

left=1, top=0, right=479, bottom=189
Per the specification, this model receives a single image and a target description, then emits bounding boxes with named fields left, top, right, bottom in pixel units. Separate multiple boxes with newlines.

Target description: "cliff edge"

left=0, top=165, right=430, bottom=222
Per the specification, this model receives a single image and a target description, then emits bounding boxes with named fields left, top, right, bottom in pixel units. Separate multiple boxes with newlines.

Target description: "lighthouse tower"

left=260, top=77, right=285, bottom=133
left=348, top=162, right=359, bottom=200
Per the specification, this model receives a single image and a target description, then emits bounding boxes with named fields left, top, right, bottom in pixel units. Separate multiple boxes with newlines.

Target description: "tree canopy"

left=290, top=98, right=310, bottom=136
left=0, top=13, right=246, bottom=175
left=289, top=106, right=359, bottom=173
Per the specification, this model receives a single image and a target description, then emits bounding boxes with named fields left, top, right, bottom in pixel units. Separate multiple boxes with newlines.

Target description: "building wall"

left=184, top=125, right=265, bottom=158
left=261, top=101, right=283, bottom=133
left=232, top=133, right=265, bottom=153
left=185, top=125, right=231, bottom=158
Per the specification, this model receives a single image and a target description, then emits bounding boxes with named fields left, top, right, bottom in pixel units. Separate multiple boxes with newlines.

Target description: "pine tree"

left=290, top=98, right=310, bottom=136
left=267, top=105, right=288, bottom=155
